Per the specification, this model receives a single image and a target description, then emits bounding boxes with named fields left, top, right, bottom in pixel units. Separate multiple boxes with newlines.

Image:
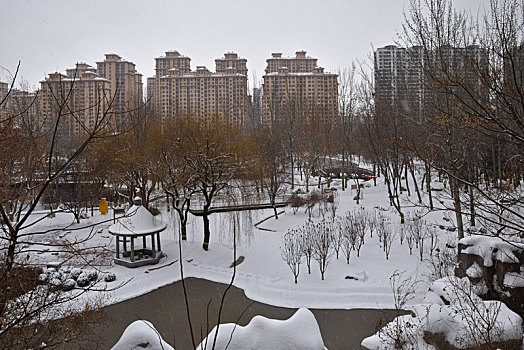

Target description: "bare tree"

left=281, top=230, right=303, bottom=284
left=312, top=220, right=334, bottom=280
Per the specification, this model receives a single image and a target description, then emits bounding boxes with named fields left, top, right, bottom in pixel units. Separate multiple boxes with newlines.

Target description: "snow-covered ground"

left=19, top=175, right=462, bottom=311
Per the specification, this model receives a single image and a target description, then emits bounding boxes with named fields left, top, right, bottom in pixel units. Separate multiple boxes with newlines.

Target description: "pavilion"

left=108, top=197, right=167, bottom=268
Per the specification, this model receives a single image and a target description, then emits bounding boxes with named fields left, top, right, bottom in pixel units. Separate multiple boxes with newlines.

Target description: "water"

left=90, top=278, right=405, bottom=350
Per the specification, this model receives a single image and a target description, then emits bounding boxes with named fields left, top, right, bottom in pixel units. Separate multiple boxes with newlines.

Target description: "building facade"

left=148, top=51, right=249, bottom=126
left=39, top=54, right=143, bottom=141
left=374, top=45, right=425, bottom=119
left=374, top=44, right=488, bottom=120
left=0, top=81, right=8, bottom=120
left=39, top=63, right=112, bottom=141
left=96, top=54, right=143, bottom=127
left=261, top=51, right=338, bottom=125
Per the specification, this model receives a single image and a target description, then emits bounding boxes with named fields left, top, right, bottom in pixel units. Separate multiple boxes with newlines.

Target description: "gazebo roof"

left=109, top=201, right=166, bottom=236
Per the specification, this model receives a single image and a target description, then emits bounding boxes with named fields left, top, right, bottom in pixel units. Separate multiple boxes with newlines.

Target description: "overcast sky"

left=0, top=0, right=489, bottom=91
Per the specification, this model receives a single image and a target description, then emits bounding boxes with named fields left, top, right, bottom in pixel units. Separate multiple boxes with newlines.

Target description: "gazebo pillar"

left=151, top=234, right=156, bottom=258
left=157, top=233, right=161, bottom=251
left=116, top=236, right=120, bottom=258
left=123, top=236, right=127, bottom=252
left=143, top=236, right=146, bottom=249
left=130, top=237, right=135, bottom=262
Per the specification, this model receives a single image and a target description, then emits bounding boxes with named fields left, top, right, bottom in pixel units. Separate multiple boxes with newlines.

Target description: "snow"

left=111, top=320, right=174, bottom=350
left=460, top=235, right=523, bottom=267
left=466, top=261, right=483, bottom=279
left=362, top=276, right=523, bottom=349
left=12, top=176, right=463, bottom=311
left=504, top=272, right=524, bottom=288
left=109, top=204, right=166, bottom=236
left=14, top=172, right=523, bottom=321
left=197, top=308, right=326, bottom=350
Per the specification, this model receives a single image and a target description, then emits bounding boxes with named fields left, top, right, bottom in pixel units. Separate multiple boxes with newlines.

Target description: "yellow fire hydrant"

left=99, top=198, right=108, bottom=215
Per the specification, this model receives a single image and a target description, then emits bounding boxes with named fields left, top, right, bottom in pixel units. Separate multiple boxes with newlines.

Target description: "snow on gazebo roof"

left=108, top=198, right=166, bottom=236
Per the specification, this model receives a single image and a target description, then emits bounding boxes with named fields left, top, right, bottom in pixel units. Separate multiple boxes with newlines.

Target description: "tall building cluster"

left=261, top=51, right=338, bottom=125
left=1, top=49, right=340, bottom=140
left=374, top=44, right=489, bottom=119
left=147, top=51, right=249, bottom=126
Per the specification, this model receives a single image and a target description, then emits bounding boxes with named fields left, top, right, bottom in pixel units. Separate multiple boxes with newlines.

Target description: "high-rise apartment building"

left=96, top=54, right=143, bottom=126
left=374, top=44, right=488, bottom=119
left=0, top=81, right=8, bottom=119
left=39, top=54, right=143, bottom=141
left=374, top=45, right=425, bottom=118
left=148, top=51, right=248, bottom=126
left=39, top=63, right=111, bottom=140
left=261, top=51, right=338, bottom=125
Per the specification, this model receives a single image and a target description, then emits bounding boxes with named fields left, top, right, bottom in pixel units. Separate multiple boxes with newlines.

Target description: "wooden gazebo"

left=108, top=197, right=166, bottom=268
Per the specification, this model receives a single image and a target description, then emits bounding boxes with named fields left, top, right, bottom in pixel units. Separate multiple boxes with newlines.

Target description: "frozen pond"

left=89, top=278, right=406, bottom=349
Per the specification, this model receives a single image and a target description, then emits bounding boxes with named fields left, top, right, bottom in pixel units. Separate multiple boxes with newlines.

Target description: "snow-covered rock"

left=62, top=279, right=76, bottom=291
left=197, top=308, right=326, bottom=350
left=111, top=320, right=174, bottom=350
left=86, top=269, right=98, bottom=281
left=76, top=272, right=90, bottom=287
left=362, top=277, right=523, bottom=349
left=70, top=268, right=83, bottom=280
left=459, top=236, right=523, bottom=267
left=37, top=273, right=48, bottom=282
left=104, top=272, right=117, bottom=282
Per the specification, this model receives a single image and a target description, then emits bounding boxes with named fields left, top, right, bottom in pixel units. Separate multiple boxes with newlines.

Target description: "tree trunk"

left=425, top=163, right=433, bottom=210
left=203, top=210, right=210, bottom=250
left=452, top=178, right=464, bottom=240
left=410, top=163, right=422, bottom=203
left=404, top=163, right=411, bottom=196
left=181, top=222, right=187, bottom=240
left=469, top=185, right=476, bottom=227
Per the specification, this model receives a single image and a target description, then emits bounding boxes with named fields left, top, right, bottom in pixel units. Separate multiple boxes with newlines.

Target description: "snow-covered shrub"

left=104, top=272, right=116, bottom=282
left=198, top=308, right=326, bottom=350
left=76, top=272, right=90, bottom=287
left=288, top=193, right=306, bottom=215
left=70, top=268, right=83, bottom=280
left=111, top=320, right=174, bottom=350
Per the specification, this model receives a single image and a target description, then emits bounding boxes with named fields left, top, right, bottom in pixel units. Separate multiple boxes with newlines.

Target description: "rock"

left=37, top=273, right=48, bottom=282
left=230, top=256, right=245, bottom=268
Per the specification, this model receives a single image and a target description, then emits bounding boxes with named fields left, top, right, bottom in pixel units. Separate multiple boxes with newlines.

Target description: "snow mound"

left=197, top=308, right=326, bottom=350
left=111, top=320, right=174, bottom=350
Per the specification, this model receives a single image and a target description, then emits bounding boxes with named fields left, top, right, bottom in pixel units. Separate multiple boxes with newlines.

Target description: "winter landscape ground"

left=12, top=171, right=524, bottom=349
